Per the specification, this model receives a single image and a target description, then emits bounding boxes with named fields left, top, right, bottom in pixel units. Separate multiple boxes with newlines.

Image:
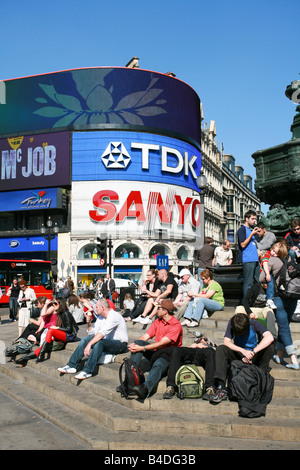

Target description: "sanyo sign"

left=72, top=131, right=201, bottom=191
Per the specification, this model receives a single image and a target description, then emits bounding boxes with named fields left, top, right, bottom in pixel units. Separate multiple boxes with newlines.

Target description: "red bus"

left=0, top=259, right=53, bottom=304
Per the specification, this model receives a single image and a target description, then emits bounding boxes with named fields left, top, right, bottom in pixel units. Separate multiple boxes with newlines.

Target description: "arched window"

left=149, top=244, right=170, bottom=258
left=78, top=243, right=99, bottom=259
left=177, top=245, right=189, bottom=260
left=114, top=243, right=142, bottom=259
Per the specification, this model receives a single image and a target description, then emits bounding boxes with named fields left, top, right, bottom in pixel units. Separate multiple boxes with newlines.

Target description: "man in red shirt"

left=128, top=299, right=183, bottom=399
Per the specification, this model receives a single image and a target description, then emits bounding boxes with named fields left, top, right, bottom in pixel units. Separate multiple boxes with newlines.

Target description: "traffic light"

left=97, top=237, right=107, bottom=267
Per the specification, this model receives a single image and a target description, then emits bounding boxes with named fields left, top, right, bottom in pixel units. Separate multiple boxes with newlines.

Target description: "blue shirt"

left=225, top=318, right=267, bottom=350
left=237, top=225, right=259, bottom=263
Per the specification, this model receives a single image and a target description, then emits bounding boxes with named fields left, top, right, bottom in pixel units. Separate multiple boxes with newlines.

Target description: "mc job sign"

left=0, top=131, right=70, bottom=190
left=72, top=131, right=201, bottom=191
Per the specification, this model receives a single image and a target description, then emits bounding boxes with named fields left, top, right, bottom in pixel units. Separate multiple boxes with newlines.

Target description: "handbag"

left=112, top=291, right=119, bottom=300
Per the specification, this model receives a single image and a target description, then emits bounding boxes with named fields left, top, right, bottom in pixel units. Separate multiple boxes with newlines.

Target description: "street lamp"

left=197, top=169, right=208, bottom=245
left=41, top=216, right=59, bottom=261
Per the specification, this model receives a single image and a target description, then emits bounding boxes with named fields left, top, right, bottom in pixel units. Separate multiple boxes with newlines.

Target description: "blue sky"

left=1, top=0, right=299, bottom=210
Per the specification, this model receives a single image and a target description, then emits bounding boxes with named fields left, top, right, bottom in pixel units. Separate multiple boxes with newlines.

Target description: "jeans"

left=131, top=340, right=169, bottom=396
left=197, top=268, right=204, bottom=289
left=242, top=262, right=260, bottom=296
left=68, top=336, right=127, bottom=374
left=266, top=276, right=274, bottom=300
left=183, top=298, right=224, bottom=323
left=273, top=296, right=297, bottom=356
left=9, top=297, right=19, bottom=320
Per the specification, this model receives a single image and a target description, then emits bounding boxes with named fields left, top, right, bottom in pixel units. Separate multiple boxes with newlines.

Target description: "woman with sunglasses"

left=14, top=298, right=78, bottom=366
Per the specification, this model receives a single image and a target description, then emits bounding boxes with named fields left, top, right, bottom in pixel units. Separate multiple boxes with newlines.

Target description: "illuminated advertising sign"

left=0, top=235, right=57, bottom=253
left=0, top=131, right=70, bottom=190
left=0, top=67, right=201, bottom=145
left=72, top=181, right=201, bottom=241
left=0, top=188, right=65, bottom=212
left=72, top=131, right=201, bottom=191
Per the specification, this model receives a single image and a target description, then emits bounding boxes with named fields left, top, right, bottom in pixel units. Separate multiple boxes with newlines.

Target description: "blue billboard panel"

left=0, top=187, right=64, bottom=212
left=0, top=236, right=57, bottom=253
left=0, top=67, right=201, bottom=146
left=72, top=131, right=201, bottom=191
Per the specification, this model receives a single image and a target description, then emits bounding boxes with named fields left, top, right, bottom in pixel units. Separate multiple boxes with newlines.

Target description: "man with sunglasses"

left=285, top=218, right=300, bottom=259
left=127, top=299, right=183, bottom=399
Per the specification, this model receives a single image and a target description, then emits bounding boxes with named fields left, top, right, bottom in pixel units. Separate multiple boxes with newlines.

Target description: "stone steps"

left=1, top=309, right=300, bottom=450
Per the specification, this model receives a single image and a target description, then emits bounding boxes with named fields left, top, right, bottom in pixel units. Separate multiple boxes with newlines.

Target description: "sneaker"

left=181, top=319, right=191, bottom=326
left=266, top=299, right=277, bottom=310
left=187, top=320, right=199, bottom=328
left=209, top=386, right=228, bottom=404
left=140, top=316, right=152, bottom=324
left=74, top=371, right=92, bottom=380
left=57, top=365, right=77, bottom=374
left=163, top=386, right=176, bottom=399
left=202, top=386, right=216, bottom=401
left=132, top=315, right=142, bottom=323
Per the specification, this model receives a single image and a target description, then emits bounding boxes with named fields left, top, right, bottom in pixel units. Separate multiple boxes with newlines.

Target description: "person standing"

left=237, top=210, right=260, bottom=296
left=212, top=240, right=233, bottom=267
left=197, top=237, right=214, bottom=288
left=105, top=273, right=116, bottom=301
left=17, top=280, right=36, bottom=336
left=7, top=278, right=21, bottom=322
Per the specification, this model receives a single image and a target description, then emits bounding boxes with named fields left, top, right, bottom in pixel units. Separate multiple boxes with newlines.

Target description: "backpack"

left=175, top=364, right=204, bottom=399
left=275, top=257, right=300, bottom=300
left=5, top=338, right=33, bottom=357
left=118, top=357, right=145, bottom=399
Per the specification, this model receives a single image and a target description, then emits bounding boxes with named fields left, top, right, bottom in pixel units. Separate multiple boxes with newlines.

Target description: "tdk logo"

left=101, top=141, right=198, bottom=178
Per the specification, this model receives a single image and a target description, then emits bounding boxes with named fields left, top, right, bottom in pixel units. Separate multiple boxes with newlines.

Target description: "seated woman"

left=68, top=295, right=84, bottom=324
left=14, top=298, right=78, bottom=366
left=181, top=269, right=225, bottom=327
left=124, top=269, right=161, bottom=322
left=17, top=296, right=47, bottom=344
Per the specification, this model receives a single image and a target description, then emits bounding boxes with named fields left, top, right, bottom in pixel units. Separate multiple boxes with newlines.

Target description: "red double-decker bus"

left=0, top=259, right=53, bottom=304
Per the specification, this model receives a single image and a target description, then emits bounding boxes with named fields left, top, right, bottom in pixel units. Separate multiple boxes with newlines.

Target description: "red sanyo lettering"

left=89, top=190, right=201, bottom=227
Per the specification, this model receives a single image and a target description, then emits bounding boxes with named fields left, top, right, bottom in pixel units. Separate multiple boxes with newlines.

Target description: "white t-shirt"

left=214, top=246, right=233, bottom=266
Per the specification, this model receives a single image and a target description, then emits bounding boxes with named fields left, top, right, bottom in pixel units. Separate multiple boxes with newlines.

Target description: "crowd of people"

left=3, top=213, right=300, bottom=406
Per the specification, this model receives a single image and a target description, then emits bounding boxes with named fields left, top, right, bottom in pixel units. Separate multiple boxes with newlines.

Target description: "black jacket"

left=58, top=310, right=79, bottom=336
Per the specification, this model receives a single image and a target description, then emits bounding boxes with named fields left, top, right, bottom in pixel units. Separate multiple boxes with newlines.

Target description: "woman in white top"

left=17, top=280, right=36, bottom=336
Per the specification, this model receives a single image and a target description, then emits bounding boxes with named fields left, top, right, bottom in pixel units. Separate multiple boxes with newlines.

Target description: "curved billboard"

left=0, top=67, right=201, bottom=146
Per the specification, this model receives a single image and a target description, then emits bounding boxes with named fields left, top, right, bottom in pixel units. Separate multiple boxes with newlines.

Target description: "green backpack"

left=175, top=364, right=204, bottom=399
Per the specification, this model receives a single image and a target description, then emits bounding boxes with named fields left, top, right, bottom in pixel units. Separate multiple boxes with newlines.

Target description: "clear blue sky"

left=1, top=0, right=299, bottom=207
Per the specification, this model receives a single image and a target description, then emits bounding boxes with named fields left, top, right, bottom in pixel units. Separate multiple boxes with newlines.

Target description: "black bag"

left=118, top=357, right=145, bottom=399
left=5, top=338, right=33, bottom=357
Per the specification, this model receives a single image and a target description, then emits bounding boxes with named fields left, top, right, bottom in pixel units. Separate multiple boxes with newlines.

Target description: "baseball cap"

left=178, top=269, right=191, bottom=277
left=159, top=299, right=175, bottom=313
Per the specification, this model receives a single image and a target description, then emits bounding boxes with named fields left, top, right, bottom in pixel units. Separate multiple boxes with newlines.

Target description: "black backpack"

left=118, top=357, right=145, bottom=399
left=275, top=256, right=300, bottom=300
left=5, top=338, right=33, bottom=357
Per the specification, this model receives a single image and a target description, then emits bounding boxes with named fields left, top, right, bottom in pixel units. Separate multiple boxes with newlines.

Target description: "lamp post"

left=197, top=169, right=208, bottom=246
left=41, top=216, right=59, bottom=261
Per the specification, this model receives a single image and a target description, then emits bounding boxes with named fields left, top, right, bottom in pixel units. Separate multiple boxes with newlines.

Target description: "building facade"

left=0, top=64, right=261, bottom=287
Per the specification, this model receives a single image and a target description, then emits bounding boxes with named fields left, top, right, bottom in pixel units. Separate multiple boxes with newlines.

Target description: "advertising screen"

left=72, top=131, right=201, bottom=191
left=71, top=181, right=201, bottom=241
left=0, top=131, right=70, bottom=191
left=0, top=67, right=201, bottom=145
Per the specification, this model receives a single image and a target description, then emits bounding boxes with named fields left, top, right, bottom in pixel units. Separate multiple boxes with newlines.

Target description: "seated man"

left=173, top=269, right=201, bottom=320
left=128, top=299, right=183, bottom=399
left=162, top=334, right=216, bottom=400
left=235, top=281, right=277, bottom=339
left=210, top=313, right=275, bottom=404
left=58, top=299, right=128, bottom=380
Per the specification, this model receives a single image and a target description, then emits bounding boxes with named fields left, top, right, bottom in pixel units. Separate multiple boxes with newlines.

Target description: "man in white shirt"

left=58, top=299, right=128, bottom=380
left=212, top=240, right=233, bottom=267
left=173, top=269, right=201, bottom=320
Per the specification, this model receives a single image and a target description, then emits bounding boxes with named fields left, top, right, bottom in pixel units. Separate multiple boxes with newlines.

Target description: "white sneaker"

left=181, top=319, right=191, bottom=326
left=140, top=316, right=152, bottom=324
left=266, top=299, right=277, bottom=310
left=132, top=315, right=142, bottom=323
left=57, top=365, right=77, bottom=374
left=74, top=371, right=92, bottom=380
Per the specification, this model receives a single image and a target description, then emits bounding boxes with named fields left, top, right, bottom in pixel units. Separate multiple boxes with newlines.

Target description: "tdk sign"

left=72, top=131, right=201, bottom=191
